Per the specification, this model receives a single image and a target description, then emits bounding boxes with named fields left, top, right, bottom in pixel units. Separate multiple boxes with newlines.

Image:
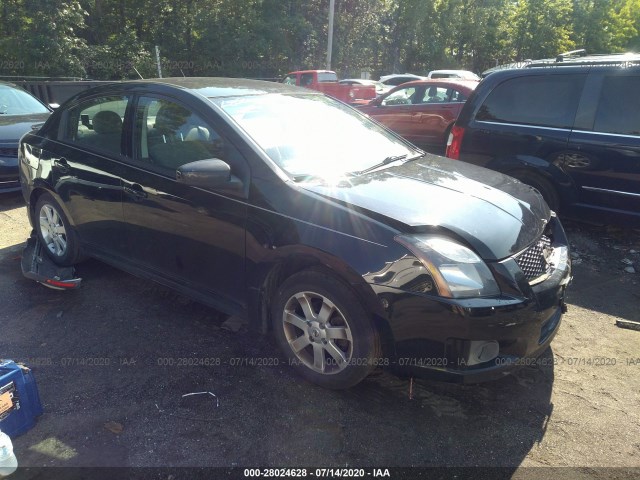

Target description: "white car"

left=427, top=70, right=480, bottom=80
left=378, top=73, right=427, bottom=86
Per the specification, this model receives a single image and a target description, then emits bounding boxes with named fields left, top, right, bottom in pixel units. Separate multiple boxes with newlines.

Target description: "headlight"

left=395, top=235, right=500, bottom=298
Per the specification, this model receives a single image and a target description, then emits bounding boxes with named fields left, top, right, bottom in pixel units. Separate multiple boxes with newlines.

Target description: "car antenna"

left=132, top=66, right=144, bottom=79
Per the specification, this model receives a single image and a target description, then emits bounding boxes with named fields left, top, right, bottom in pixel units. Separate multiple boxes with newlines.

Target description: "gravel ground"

left=0, top=191, right=638, bottom=478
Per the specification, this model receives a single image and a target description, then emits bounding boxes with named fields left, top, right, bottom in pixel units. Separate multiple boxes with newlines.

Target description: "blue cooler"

left=0, top=360, right=43, bottom=438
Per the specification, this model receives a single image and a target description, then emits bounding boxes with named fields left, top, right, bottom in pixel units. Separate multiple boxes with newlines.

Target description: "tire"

left=513, top=171, right=560, bottom=213
left=271, top=269, right=381, bottom=389
left=34, top=193, right=81, bottom=266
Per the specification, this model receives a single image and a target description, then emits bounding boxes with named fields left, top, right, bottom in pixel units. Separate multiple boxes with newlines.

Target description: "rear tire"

left=34, top=193, right=81, bottom=266
left=272, top=269, right=381, bottom=389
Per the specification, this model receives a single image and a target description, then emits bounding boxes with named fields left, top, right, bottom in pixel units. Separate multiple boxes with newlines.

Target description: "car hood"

left=0, top=113, right=50, bottom=143
left=300, top=154, right=550, bottom=261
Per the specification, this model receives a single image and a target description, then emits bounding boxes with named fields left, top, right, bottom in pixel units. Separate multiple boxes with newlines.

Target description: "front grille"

left=514, top=235, right=552, bottom=283
left=0, top=147, right=18, bottom=158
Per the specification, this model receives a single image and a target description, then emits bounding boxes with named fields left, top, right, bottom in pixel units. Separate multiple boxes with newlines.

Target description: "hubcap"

left=39, top=204, right=67, bottom=257
left=282, top=291, right=353, bottom=374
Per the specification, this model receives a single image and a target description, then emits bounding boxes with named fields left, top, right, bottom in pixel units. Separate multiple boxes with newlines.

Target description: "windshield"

left=0, top=85, right=49, bottom=115
left=215, top=94, right=418, bottom=179
left=317, top=72, right=338, bottom=83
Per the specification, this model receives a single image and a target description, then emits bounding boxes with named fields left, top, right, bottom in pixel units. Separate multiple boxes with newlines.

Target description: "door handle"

left=53, top=158, right=69, bottom=174
left=124, top=183, right=148, bottom=201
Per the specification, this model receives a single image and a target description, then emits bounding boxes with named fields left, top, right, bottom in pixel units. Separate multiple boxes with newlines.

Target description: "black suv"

left=447, top=53, right=640, bottom=227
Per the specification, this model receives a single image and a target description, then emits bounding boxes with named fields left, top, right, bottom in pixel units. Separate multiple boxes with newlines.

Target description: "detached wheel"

left=35, top=193, right=81, bottom=266
left=272, top=270, right=381, bottom=389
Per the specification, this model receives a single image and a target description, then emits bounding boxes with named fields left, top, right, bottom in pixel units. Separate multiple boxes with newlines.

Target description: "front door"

left=120, top=95, right=248, bottom=313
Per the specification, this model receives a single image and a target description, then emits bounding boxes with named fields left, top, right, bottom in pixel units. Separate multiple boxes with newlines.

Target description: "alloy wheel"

left=282, top=291, right=354, bottom=374
left=39, top=204, right=68, bottom=257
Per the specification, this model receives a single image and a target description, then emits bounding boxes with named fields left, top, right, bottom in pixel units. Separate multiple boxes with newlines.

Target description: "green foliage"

left=0, top=0, right=639, bottom=79
left=22, top=0, right=88, bottom=77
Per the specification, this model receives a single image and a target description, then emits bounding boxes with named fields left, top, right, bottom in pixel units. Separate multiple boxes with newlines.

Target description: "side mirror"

left=176, top=159, right=232, bottom=188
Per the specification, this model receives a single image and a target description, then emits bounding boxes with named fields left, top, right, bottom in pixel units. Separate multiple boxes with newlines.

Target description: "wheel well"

left=259, top=258, right=396, bottom=360
left=28, top=188, right=47, bottom=223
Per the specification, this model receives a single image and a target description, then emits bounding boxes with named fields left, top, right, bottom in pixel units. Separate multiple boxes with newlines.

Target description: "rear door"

left=46, top=95, right=130, bottom=256
left=565, top=70, right=640, bottom=219
left=414, top=85, right=467, bottom=145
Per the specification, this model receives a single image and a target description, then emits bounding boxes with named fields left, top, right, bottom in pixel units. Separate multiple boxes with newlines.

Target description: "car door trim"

left=571, top=129, right=640, bottom=139
left=581, top=186, right=640, bottom=198
left=475, top=120, right=572, bottom=132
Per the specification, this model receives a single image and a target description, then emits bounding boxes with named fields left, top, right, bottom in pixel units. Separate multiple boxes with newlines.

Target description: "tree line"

left=0, top=0, right=639, bottom=81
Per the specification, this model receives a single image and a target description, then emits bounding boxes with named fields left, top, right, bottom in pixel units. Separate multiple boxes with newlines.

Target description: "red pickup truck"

left=283, top=70, right=376, bottom=105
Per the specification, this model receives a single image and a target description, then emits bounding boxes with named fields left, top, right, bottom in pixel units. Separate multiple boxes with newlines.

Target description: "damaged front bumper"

left=21, top=235, right=81, bottom=290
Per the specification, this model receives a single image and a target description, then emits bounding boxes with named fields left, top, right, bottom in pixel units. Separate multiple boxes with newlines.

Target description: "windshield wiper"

left=351, top=155, right=407, bottom=176
left=292, top=173, right=324, bottom=183
left=351, top=152, right=425, bottom=176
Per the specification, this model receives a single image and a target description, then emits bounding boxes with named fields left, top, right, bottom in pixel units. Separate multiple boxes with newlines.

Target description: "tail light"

left=446, top=125, right=465, bottom=159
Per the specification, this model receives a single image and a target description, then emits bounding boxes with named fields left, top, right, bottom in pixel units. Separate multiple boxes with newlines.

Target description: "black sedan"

left=19, top=78, right=571, bottom=389
left=0, top=81, right=50, bottom=193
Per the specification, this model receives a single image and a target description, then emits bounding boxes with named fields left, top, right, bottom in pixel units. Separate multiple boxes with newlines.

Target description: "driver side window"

left=135, top=97, right=223, bottom=171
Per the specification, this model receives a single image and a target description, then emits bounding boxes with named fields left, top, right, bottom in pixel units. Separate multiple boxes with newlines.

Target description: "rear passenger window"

left=65, top=96, right=129, bottom=155
left=476, top=75, right=586, bottom=129
left=593, top=76, right=640, bottom=136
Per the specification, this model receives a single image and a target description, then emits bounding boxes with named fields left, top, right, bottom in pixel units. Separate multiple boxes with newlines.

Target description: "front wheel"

left=35, top=193, right=81, bottom=266
left=272, top=270, right=381, bottom=389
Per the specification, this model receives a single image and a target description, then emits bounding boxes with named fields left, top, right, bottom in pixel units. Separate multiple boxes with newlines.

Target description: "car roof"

left=285, top=70, right=336, bottom=75
left=526, top=51, right=640, bottom=67
left=379, top=73, right=425, bottom=81
left=429, top=69, right=478, bottom=77
left=68, top=77, right=310, bottom=103
left=483, top=51, right=640, bottom=76
left=482, top=63, right=640, bottom=83
left=389, top=78, right=479, bottom=90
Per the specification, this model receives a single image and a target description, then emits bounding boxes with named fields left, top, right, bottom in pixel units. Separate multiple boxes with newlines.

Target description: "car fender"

left=28, top=184, right=78, bottom=229
left=486, top=154, right=577, bottom=203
